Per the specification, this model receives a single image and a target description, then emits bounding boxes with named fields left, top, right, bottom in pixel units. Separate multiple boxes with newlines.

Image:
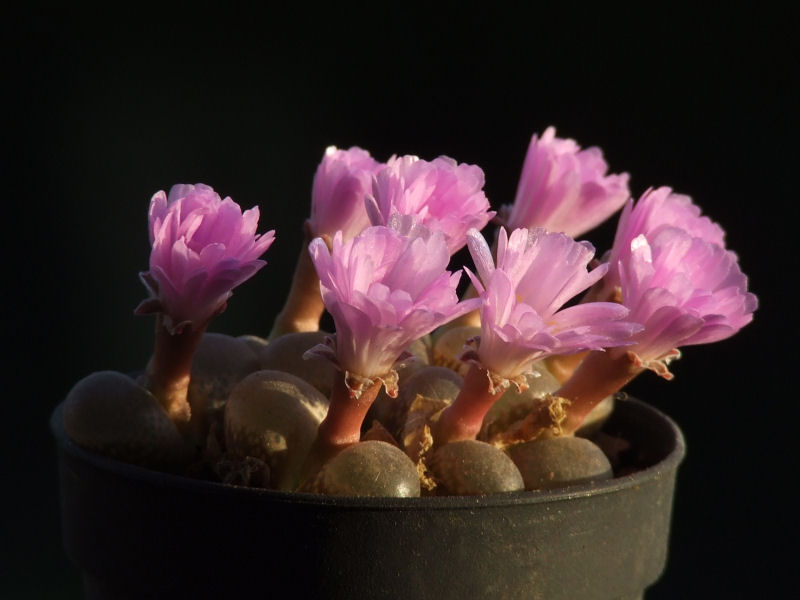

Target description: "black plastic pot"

left=51, top=396, right=684, bottom=600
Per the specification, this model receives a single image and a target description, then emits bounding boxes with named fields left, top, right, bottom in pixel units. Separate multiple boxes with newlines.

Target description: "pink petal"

left=308, top=220, right=477, bottom=377
left=309, top=146, right=382, bottom=241
left=500, top=126, right=630, bottom=238
left=139, top=183, right=274, bottom=329
left=370, top=154, right=494, bottom=254
left=615, top=223, right=756, bottom=363
left=467, top=226, right=641, bottom=379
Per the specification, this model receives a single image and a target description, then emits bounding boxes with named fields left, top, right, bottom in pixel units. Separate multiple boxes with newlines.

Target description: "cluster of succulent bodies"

left=63, top=128, right=757, bottom=497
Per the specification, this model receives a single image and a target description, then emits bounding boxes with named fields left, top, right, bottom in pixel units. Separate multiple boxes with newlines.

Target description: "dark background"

left=4, top=6, right=794, bottom=598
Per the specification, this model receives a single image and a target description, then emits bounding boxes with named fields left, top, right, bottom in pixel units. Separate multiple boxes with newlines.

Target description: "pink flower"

left=308, top=216, right=480, bottom=379
left=466, top=227, right=641, bottom=381
left=499, top=127, right=630, bottom=238
left=605, top=186, right=726, bottom=291
left=367, top=155, right=495, bottom=254
left=308, top=146, right=383, bottom=242
left=136, top=183, right=275, bottom=333
left=615, top=227, right=757, bottom=377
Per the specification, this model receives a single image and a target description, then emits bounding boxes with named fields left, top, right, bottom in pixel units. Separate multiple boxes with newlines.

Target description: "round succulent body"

left=187, top=333, right=262, bottom=436
left=306, top=441, right=421, bottom=497
left=63, top=371, right=189, bottom=471
left=508, top=436, right=613, bottom=490
left=224, top=370, right=329, bottom=491
left=252, top=331, right=338, bottom=399
left=429, top=440, right=524, bottom=495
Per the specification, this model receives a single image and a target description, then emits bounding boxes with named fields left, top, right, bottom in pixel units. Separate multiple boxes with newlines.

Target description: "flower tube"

left=558, top=212, right=757, bottom=434
left=433, top=227, right=641, bottom=446
left=499, top=127, right=630, bottom=238
left=556, top=186, right=731, bottom=380
left=136, top=183, right=275, bottom=421
left=304, top=216, right=480, bottom=466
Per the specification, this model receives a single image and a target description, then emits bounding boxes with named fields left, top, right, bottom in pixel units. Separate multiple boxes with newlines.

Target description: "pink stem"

left=558, top=350, right=644, bottom=435
left=145, top=314, right=207, bottom=423
left=301, top=374, right=383, bottom=482
left=434, top=363, right=506, bottom=446
left=318, top=375, right=382, bottom=447
left=269, top=224, right=326, bottom=340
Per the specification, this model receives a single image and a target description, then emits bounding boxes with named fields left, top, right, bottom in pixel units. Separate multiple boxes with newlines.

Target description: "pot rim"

left=50, top=395, right=685, bottom=511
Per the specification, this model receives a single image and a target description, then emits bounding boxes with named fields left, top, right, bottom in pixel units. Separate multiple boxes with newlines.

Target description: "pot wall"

left=52, top=397, right=684, bottom=600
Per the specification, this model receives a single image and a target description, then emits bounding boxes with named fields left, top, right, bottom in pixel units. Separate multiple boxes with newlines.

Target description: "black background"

left=4, top=6, right=794, bottom=598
